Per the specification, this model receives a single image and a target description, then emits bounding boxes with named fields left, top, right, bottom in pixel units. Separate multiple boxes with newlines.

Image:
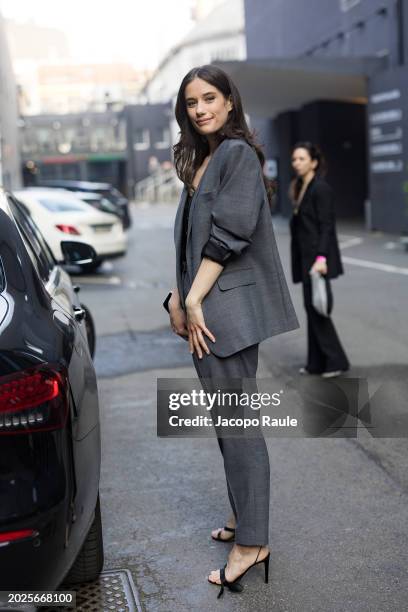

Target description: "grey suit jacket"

left=174, top=137, right=299, bottom=358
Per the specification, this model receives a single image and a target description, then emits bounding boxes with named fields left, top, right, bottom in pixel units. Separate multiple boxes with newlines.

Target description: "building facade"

left=20, top=104, right=172, bottom=196
left=220, top=0, right=407, bottom=233
left=0, top=12, right=21, bottom=189
left=141, top=0, right=246, bottom=145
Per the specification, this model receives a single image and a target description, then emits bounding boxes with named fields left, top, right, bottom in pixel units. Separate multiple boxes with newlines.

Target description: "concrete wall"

left=245, top=0, right=402, bottom=65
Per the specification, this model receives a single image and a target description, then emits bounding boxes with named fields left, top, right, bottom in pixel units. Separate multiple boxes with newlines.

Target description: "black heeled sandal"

left=208, top=545, right=270, bottom=599
left=211, top=526, right=235, bottom=542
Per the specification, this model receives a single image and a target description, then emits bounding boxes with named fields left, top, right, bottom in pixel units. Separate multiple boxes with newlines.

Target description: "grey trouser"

left=182, top=269, right=270, bottom=546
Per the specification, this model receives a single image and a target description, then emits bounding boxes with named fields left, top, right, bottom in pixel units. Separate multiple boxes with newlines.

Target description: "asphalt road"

left=73, top=202, right=408, bottom=612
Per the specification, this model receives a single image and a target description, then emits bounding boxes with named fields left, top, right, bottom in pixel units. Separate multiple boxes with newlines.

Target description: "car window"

left=99, top=198, right=118, bottom=214
left=7, top=195, right=56, bottom=282
left=99, top=189, right=118, bottom=203
left=13, top=198, right=56, bottom=267
left=111, top=187, right=124, bottom=198
left=36, top=197, right=86, bottom=213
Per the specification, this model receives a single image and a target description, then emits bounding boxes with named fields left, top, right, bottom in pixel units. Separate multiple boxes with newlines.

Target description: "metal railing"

left=134, top=168, right=182, bottom=203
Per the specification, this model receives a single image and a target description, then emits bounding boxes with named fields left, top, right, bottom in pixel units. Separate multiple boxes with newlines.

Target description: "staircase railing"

left=134, top=168, right=182, bottom=203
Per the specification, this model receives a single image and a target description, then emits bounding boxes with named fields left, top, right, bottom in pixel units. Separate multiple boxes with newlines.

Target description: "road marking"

left=77, top=275, right=122, bottom=285
left=384, top=241, right=399, bottom=250
left=109, top=400, right=152, bottom=408
left=136, top=220, right=174, bottom=229
left=339, top=235, right=364, bottom=249
left=342, top=256, right=408, bottom=276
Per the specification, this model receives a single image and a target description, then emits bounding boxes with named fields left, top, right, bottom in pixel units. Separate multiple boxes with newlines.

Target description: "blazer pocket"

left=217, top=267, right=256, bottom=291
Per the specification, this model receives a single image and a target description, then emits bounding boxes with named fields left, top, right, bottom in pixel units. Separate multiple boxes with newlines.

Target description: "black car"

left=37, top=180, right=132, bottom=229
left=0, top=188, right=103, bottom=590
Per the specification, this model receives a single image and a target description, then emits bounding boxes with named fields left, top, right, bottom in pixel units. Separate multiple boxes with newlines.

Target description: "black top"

left=181, top=186, right=229, bottom=270
left=289, top=177, right=343, bottom=284
left=180, top=190, right=193, bottom=271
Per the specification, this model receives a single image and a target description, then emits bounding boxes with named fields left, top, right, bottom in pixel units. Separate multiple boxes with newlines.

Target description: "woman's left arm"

left=201, top=141, right=265, bottom=264
left=186, top=142, right=264, bottom=357
left=185, top=257, right=223, bottom=358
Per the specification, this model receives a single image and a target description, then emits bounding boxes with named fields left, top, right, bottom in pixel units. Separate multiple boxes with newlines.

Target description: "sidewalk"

left=98, top=361, right=408, bottom=612
left=89, top=202, right=408, bottom=611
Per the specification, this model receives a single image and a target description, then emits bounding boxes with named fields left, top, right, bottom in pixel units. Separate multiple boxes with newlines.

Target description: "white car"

left=14, top=188, right=127, bottom=271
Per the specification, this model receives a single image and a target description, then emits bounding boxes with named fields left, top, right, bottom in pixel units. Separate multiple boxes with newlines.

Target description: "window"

left=37, top=198, right=87, bottom=213
left=133, top=128, right=150, bottom=150
left=340, top=0, right=360, bottom=11
left=154, top=127, right=170, bottom=149
left=90, top=126, right=110, bottom=151
left=115, top=119, right=127, bottom=151
left=7, top=196, right=56, bottom=283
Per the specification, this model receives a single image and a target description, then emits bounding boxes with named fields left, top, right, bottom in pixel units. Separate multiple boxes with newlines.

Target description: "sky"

left=0, top=0, right=195, bottom=69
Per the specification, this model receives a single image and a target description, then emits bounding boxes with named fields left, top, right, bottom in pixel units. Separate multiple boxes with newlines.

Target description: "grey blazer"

left=174, top=137, right=299, bottom=358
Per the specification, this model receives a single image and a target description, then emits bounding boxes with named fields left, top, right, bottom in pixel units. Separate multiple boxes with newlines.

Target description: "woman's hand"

left=311, top=259, right=328, bottom=275
left=185, top=296, right=216, bottom=358
left=169, top=291, right=189, bottom=340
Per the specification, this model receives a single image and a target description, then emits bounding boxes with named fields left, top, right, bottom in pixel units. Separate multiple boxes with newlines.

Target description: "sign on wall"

left=368, top=68, right=408, bottom=233
left=369, top=90, right=403, bottom=174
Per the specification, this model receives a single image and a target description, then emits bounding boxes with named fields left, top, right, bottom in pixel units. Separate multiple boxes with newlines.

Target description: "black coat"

left=289, top=177, right=343, bottom=284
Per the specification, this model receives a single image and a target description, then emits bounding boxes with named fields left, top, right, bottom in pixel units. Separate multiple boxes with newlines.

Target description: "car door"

left=6, top=196, right=99, bottom=439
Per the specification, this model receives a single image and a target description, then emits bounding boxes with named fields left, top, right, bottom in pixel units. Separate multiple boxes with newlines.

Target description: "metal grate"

left=40, top=570, right=142, bottom=612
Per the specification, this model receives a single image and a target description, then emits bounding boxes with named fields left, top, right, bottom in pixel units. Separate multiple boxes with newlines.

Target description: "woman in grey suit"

left=165, top=65, right=298, bottom=598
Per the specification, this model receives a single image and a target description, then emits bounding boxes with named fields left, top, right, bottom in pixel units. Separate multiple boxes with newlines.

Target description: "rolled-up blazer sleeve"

left=202, top=142, right=264, bottom=263
left=314, top=181, right=335, bottom=256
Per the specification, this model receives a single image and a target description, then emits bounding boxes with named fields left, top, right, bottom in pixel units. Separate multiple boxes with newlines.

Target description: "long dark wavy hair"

left=290, top=141, right=327, bottom=203
left=173, top=65, right=274, bottom=206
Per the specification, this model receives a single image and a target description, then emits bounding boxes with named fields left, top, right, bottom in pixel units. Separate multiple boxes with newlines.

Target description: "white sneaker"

left=321, top=370, right=342, bottom=378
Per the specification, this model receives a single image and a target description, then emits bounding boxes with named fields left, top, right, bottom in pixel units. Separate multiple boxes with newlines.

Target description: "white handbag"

left=309, top=270, right=329, bottom=317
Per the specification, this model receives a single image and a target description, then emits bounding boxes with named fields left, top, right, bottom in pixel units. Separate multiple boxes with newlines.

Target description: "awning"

left=214, top=57, right=387, bottom=118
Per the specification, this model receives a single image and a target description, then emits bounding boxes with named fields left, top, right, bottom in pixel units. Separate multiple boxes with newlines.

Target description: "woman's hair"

left=289, top=141, right=327, bottom=203
left=173, top=64, right=274, bottom=206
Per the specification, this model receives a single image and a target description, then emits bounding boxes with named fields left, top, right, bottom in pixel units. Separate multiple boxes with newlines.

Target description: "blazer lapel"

left=186, top=145, right=221, bottom=247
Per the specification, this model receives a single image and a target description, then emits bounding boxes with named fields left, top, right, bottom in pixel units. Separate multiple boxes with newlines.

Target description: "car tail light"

left=0, top=365, right=69, bottom=435
left=0, top=529, right=39, bottom=547
left=55, top=224, right=81, bottom=235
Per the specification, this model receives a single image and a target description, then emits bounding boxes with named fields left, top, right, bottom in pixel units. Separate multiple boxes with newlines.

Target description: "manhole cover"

left=40, top=570, right=142, bottom=612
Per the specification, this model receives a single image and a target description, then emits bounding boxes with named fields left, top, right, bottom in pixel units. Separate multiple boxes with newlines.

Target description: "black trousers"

left=302, top=279, right=349, bottom=373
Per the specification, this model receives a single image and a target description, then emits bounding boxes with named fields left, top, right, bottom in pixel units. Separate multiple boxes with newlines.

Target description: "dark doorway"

left=299, top=100, right=367, bottom=220
left=274, top=101, right=367, bottom=220
left=87, top=160, right=127, bottom=193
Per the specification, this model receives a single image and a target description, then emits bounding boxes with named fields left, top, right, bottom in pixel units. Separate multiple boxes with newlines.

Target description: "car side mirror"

left=60, top=241, right=97, bottom=265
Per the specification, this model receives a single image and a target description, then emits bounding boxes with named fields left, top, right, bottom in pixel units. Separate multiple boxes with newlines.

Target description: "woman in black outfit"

left=289, top=142, right=349, bottom=378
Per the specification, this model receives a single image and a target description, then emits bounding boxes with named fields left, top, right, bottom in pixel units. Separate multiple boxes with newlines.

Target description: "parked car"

left=0, top=188, right=103, bottom=590
left=37, top=180, right=132, bottom=229
left=14, top=188, right=127, bottom=272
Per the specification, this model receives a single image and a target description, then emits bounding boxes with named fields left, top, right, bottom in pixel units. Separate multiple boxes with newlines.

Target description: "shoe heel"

left=263, top=553, right=270, bottom=583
